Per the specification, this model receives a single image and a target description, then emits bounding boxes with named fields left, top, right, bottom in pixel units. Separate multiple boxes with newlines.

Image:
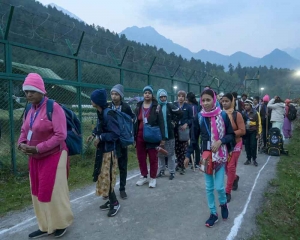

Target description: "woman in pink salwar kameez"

left=18, top=73, right=73, bottom=239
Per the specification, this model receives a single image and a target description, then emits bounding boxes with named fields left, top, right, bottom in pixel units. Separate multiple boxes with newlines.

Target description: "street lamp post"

left=260, top=87, right=264, bottom=97
left=173, top=86, right=178, bottom=102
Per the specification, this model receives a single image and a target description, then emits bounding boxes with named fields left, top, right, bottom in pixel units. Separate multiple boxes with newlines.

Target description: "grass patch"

left=253, top=123, right=300, bottom=239
left=0, top=146, right=138, bottom=217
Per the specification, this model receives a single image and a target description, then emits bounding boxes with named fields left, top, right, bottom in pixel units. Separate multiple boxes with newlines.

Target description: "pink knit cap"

left=262, top=94, right=270, bottom=102
left=285, top=99, right=291, bottom=104
left=23, top=73, right=47, bottom=94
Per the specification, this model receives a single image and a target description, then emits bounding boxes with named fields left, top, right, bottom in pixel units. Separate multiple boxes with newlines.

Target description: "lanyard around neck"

left=142, top=103, right=152, bottom=117
left=30, top=98, right=45, bottom=129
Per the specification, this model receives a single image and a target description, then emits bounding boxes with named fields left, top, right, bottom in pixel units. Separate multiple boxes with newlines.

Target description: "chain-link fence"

left=0, top=2, right=244, bottom=175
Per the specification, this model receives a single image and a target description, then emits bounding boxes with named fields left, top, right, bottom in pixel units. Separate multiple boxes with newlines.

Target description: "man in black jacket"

left=108, top=84, right=135, bottom=199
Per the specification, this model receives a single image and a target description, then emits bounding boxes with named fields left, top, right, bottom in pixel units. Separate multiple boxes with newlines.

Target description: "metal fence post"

left=76, top=59, right=83, bottom=161
left=120, top=69, right=124, bottom=85
left=5, top=43, right=16, bottom=174
left=4, top=6, right=14, bottom=40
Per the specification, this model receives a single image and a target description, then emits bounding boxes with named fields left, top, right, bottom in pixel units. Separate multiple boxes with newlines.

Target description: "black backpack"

left=266, top=127, right=283, bottom=156
left=232, top=111, right=247, bottom=126
left=287, top=104, right=297, bottom=121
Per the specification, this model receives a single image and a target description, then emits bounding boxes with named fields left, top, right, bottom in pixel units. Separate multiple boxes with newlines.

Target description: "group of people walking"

left=18, top=73, right=294, bottom=238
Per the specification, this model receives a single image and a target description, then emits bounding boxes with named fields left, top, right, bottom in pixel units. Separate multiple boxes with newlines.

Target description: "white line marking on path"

left=226, top=156, right=271, bottom=240
left=0, top=172, right=141, bottom=235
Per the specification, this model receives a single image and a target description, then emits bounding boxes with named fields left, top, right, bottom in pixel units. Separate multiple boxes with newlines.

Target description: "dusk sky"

left=37, top=0, right=300, bottom=58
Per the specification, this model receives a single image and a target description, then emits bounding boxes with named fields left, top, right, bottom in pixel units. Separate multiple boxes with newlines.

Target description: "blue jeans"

left=205, top=165, right=227, bottom=214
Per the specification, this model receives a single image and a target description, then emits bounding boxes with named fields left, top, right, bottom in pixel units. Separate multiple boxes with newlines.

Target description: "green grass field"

left=0, top=146, right=138, bottom=217
left=252, top=122, right=300, bottom=239
left=0, top=108, right=138, bottom=217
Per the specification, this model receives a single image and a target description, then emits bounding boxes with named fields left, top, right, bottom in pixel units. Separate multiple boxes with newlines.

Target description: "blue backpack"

left=103, top=108, right=134, bottom=147
left=25, top=99, right=82, bottom=156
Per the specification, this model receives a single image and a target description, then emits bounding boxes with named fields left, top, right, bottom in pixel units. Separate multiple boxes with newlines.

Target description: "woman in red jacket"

left=222, top=93, right=246, bottom=203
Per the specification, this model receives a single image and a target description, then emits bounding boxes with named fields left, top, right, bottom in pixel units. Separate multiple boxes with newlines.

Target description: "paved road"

left=0, top=151, right=278, bottom=240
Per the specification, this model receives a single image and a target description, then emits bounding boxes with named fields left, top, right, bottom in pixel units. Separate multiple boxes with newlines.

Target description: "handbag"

left=143, top=124, right=162, bottom=143
left=200, top=151, right=213, bottom=175
left=178, top=126, right=190, bottom=141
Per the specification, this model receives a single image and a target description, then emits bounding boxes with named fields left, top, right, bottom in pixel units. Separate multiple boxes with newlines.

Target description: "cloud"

left=142, top=0, right=251, bottom=27
left=144, top=0, right=300, bottom=56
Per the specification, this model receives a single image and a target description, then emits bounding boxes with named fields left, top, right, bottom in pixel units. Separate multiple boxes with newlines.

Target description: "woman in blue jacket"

left=185, top=88, right=235, bottom=228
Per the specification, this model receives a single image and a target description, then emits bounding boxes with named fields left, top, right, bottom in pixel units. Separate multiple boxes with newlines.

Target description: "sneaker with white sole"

left=205, top=213, right=219, bottom=227
left=107, top=202, right=120, bottom=217
left=149, top=178, right=156, bottom=188
left=136, top=176, right=148, bottom=186
left=54, top=228, right=67, bottom=238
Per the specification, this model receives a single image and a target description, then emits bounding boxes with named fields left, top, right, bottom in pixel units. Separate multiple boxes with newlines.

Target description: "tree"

left=228, top=63, right=234, bottom=75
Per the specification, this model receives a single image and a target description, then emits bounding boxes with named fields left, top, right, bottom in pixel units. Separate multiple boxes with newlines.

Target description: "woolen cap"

left=23, top=73, right=47, bottom=94
left=111, top=84, right=124, bottom=98
left=91, top=89, right=107, bottom=107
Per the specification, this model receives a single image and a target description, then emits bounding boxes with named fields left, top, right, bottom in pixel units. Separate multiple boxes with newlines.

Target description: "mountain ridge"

left=47, top=3, right=84, bottom=22
left=121, top=26, right=300, bottom=69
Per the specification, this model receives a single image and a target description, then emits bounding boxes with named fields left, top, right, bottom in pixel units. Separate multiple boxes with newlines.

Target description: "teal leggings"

left=205, top=165, right=227, bottom=214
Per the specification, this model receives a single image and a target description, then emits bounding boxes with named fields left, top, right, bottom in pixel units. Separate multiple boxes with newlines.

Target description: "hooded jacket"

left=134, top=99, right=165, bottom=148
left=267, top=98, right=285, bottom=122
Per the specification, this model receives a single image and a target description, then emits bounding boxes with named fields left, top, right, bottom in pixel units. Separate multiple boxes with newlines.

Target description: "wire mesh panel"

left=0, top=43, right=4, bottom=72
left=123, top=71, right=147, bottom=90
left=11, top=46, right=77, bottom=81
left=0, top=79, right=28, bottom=174
left=149, top=76, right=173, bottom=94
left=82, top=61, right=119, bottom=86
left=189, top=83, right=201, bottom=96
left=173, top=81, right=189, bottom=93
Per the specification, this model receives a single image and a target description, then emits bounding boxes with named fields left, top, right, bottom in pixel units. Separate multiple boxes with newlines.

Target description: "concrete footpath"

left=0, top=151, right=278, bottom=240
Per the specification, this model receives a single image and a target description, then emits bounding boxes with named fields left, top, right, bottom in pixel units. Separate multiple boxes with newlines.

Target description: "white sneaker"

left=136, top=176, right=148, bottom=186
left=149, top=178, right=156, bottom=188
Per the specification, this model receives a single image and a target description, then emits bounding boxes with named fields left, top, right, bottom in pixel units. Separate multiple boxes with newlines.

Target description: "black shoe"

left=175, top=166, right=180, bottom=172
left=157, top=170, right=165, bottom=178
left=232, top=175, right=239, bottom=191
left=107, top=202, right=120, bottom=217
left=226, top=193, right=231, bottom=203
left=28, top=230, right=48, bottom=239
left=253, top=160, right=258, bottom=167
left=220, top=203, right=229, bottom=220
left=54, top=228, right=67, bottom=238
left=169, top=173, right=175, bottom=180
left=180, top=168, right=185, bottom=175
left=244, top=160, right=251, bottom=165
left=100, top=201, right=110, bottom=211
left=120, top=190, right=127, bottom=199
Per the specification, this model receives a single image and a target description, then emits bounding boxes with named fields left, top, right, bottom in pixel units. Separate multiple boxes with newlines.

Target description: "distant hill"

left=119, top=26, right=194, bottom=59
left=47, top=3, right=84, bottom=22
left=121, top=26, right=300, bottom=69
left=283, top=47, right=300, bottom=60
left=258, top=49, right=300, bottom=69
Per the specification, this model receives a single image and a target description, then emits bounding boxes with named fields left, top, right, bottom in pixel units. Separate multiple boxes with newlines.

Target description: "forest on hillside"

left=0, top=0, right=299, bottom=99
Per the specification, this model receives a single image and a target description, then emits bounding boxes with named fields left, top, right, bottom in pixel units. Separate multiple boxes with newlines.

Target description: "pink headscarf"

left=200, top=89, right=227, bottom=162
